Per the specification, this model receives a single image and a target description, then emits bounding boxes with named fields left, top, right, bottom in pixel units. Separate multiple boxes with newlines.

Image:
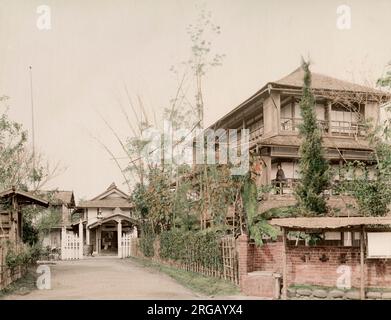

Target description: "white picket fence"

left=120, top=232, right=137, bottom=259
left=61, top=230, right=82, bottom=260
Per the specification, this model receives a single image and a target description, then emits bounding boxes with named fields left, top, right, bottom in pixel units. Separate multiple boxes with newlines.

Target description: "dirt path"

left=4, top=257, right=203, bottom=300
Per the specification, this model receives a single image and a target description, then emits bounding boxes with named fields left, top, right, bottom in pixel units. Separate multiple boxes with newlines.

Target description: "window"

left=97, top=208, right=102, bottom=219
left=367, top=232, right=391, bottom=258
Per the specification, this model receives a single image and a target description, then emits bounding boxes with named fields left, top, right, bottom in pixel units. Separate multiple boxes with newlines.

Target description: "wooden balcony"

left=271, top=179, right=344, bottom=196
left=249, top=125, right=264, bottom=143
left=280, top=117, right=366, bottom=137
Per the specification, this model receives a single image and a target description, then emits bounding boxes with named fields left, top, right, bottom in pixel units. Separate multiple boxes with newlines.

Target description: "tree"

left=377, top=61, right=391, bottom=91
left=0, top=97, right=60, bottom=191
left=294, top=61, right=330, bottom=215
left=332, top=115, right=391, bottom=216
left=336, top=66, right=391, bottom=216
left=1, top=97, right=61, bottom=244
left=186, top=4, right=225, bottom=129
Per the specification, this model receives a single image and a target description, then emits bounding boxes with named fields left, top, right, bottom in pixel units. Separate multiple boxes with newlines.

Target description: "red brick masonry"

left=237, top=234, right=391, bottom=291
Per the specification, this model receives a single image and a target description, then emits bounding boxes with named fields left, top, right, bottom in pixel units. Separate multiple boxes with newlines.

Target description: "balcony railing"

left=249, top=125, right=264, bottom=142
left=271, top=178, right=374, bottom=196
left=329, top=120, right=366, bottom=137
left=280, top=117, right=366, bottom=137
left=271, top=178, right=299, bottom=195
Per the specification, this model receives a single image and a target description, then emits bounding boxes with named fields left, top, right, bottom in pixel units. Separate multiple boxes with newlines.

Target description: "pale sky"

left=1, top=0, right=391, bottom=200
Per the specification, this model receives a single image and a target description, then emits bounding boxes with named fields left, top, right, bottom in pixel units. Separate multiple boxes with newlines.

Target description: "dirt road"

left=4, top=257, right=203, bottom=300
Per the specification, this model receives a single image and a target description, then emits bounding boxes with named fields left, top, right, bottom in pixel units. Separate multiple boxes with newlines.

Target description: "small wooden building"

left=0, top=187, right=49, bottom=243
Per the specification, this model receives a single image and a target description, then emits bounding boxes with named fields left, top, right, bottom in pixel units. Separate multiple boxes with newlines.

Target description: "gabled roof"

left=208, top=66, right=390, bottom=129
left=91, top=182, right=129, bottom=201
left=78, top=182, right=132, bottom=209
left=0, top=188, right=49, bottom=207
left=272, top=67, right=385, bottom=94
left=38, top=190, right=75, bottom=207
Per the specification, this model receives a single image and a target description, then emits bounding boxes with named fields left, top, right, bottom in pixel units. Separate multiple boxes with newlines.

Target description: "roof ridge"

left=273, top=66, right=385, bottom=93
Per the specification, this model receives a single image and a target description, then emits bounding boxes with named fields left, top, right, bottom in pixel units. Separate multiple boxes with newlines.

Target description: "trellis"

left=221, top=236, right=239, bottom=284
left=132, top=235, right=239, bottom=285
left=181, top=236, right=238, bottom=284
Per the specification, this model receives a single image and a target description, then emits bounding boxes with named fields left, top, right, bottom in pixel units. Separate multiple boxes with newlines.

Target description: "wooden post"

left=282, top=227, right=288, bottom=300
left=117, top=220, right=122, bottom=258
left=61, top=227, right=66, bottom=260
left=86, top=227, right=90, bottom=245
left=360, top=226, right=365, bottom=300
left=11, top=194, right=17, bottom=243
left=327, top=101, right=332, bottom=136
left=96, top=226, right=101, bottom=255
left=79, top=219, right=84, bottom=259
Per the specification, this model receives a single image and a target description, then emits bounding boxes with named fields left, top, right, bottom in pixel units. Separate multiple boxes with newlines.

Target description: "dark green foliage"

left=159, top=229, right=223, bottom=270
left=295, top=62, right=330, bottom=215
left=131, top=183, right=149, bottom=219
left=0, top=99, right=46, bottom=190
left=139, top=222, right=155, bottom=257
left=22, top=218, right=39, bottom=246
left=200, top=165, right=243, bottom=227
left=5, top=243, right=42, bottom=270
left=172, top=181, right=199, bottom=231
left=377, top=62, right=391, bottom=89
left=338, top=140, right=391, bottom=216
left=242, top=177, right=278, bottom=245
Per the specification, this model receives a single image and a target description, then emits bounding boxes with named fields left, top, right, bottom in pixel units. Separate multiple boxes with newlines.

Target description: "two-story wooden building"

left=208, top=66, right=390, bottom=214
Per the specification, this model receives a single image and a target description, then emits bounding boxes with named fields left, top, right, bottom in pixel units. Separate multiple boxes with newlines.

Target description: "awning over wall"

left=270, top=216, right=391, bottom=230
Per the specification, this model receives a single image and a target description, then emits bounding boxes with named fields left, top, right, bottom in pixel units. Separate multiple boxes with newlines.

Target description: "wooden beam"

left=360, top=226, right=365, bottom=300
left=282, top=227, right=288, bottom=299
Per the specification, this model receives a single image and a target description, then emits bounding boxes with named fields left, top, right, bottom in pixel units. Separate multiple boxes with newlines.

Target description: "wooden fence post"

left=282, top=227, right=288, bottom=300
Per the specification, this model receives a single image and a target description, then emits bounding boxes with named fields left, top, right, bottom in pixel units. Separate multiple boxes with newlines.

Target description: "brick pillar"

left=237, top=233, right=249, bottom=284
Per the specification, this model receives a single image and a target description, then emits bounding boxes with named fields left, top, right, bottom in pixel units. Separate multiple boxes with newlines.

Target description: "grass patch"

left=129, top=256, right=240, bottom=297
left=365, top=287, right=391, bottom=293
left=0, top=267, right=38, bottom=299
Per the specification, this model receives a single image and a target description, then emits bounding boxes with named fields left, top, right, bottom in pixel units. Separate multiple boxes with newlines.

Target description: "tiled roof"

left=38, top=190, right=75, bottom=206
left=91, top=182, right=129, bottom=201
left=78, top=199, right=133, bottom=209
left=208, top=67, right=389, bottom=130
left=272, top=67, right=386, bottom=94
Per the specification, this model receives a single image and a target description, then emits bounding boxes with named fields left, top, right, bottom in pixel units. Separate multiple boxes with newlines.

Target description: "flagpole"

left=29, top=65, right=36, bottom=175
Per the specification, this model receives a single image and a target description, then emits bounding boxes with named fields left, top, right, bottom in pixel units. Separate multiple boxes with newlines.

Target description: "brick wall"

left=251, top=240, right=283, bottom=273
left=285, top=246, right=361, bottom=287
left=237, top=237, right=391, bottom=289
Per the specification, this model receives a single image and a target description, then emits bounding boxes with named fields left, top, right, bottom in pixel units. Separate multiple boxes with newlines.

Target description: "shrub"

left=139, top=223, right=155, bottom=257
left=5, top=251, right=22, bottom=270
left=5, top=243, right=43, bottom=270
left=159, top=229, right=223, bottom=270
